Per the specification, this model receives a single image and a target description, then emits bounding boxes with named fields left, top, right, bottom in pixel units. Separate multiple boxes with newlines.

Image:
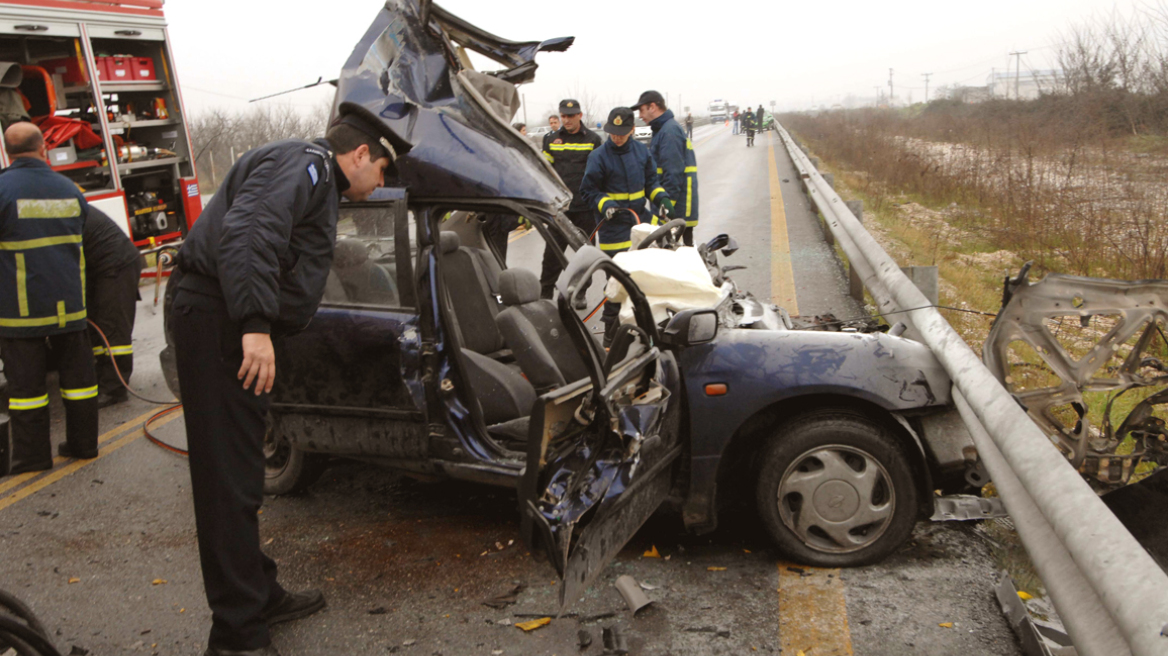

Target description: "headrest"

left=499, top=268, right=542, bottom=307
left=439, top=231, right=461, bottom=254
left=333, top=239, right=368, bottom=269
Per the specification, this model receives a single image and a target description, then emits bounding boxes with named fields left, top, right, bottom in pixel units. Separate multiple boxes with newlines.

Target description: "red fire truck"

left=0, top=0, right=201, bottom=258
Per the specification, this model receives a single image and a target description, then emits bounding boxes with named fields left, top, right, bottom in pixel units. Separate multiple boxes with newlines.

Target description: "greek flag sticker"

left=307, top=162, right=319, bottom=186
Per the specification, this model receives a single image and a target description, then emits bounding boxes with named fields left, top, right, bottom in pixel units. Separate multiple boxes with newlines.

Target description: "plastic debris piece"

left=67, top=577, right=80, bottom=584
left=614, top=575, right=653, bottom=615
left=496, top=541, right=505, bottom=550
left=939, top=622, right=954, bottom=628
left=402, top=639, right=416, bottom=646
left=1017, top=591, right=1033, bottom=601
left=643, top=545, right=661, bottom=558
left=151, top=579, right=167, bottom=585
left=707, top=566, right=727, bottom=571
left=743, top=549, right=751, bottom=553
left=516, top=617, right=551, bottom=632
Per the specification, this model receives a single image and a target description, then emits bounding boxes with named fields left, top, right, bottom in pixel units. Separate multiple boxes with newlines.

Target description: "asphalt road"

left=0, top=124, right=1022, bottom=656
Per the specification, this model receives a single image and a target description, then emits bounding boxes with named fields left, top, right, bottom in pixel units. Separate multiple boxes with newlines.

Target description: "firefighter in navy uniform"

left=579, top=107, right=674, bottom=346
left=170, top=105, right=398, bottom=656
left=540, top=98, right=603, bottom=304
left=0, top=122, right=98, bottom=475
left=84, top=206, right=143, bottom=408
left=633, top=90, right=700, bottom=246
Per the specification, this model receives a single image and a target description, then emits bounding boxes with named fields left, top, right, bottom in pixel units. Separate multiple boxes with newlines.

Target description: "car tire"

left=263, top=417, right=328, bottom=496
left=755, top=409, right=918, bottom=567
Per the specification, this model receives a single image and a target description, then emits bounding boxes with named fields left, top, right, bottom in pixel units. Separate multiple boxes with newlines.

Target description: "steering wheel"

left=636, top=218, right=687, bottom=250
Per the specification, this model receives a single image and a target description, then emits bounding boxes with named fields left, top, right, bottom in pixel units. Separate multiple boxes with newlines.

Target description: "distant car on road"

left=634, top=118, right=652, bottom=143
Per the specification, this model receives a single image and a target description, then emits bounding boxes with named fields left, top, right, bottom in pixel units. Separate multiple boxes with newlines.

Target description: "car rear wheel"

left=756, top=409, right=918, bottom=567
left=263, top=416, right=328, bottom=496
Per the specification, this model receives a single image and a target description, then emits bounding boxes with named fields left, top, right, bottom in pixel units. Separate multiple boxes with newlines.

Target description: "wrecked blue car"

left=160, top=0, right=973, bottom=605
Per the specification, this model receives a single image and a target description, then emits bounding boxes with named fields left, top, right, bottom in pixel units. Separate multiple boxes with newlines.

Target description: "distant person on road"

left=579, top=107, right=674, bottom=346
left=742, top=111, right=755, bottom=147
left=548, top=114, right=561, bottom=132
left=633, top=90, right=700, bottom=246
left=756, top=105, right=765, bottom=130
left=0, top=122, right=97, bottom=476
left=512, top=122, right=527, bottom=136
left=171, top=106, right=398, bottom=656
left=685, top=112, right=694, bottom=139
left=84, top=206, right=144, bottom=408
left=732, top=110, right=739, bottom=135
left=539, top=98, right=603, bottom=304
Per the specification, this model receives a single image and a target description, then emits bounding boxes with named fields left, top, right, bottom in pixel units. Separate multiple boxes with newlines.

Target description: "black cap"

left=604, top=107, right=635, bottom=136
left=558, top=98, right=582, bottom=115
left=630, top=90, right=665, bottom=111
left=335, top=102, right=412, bottom=161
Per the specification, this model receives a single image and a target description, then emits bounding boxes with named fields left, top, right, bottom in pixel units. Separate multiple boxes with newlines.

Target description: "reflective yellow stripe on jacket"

left=9, top=394, right=49, bottom=411
left=60, top=385, right=98, bottom=401
left=599, top=240, right=632, bottom=251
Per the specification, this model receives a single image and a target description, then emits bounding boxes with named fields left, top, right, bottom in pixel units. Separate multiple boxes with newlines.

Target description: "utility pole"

left=922, top=73, right=932, bottom=103
left=888, top=68, right=894, bottom=106
left=1008, top=51, right=1027, bottom=100
left=873, top=86, right=882, bottom=107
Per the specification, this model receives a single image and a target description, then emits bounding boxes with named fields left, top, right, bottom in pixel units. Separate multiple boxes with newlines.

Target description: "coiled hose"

left=0, top=589, right=61, bottom=656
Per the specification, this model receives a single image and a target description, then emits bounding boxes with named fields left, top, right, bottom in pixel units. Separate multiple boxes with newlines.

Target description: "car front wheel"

left=263, top=416, right=328, bottom=496
left=756, top=409, right=918, bottom=567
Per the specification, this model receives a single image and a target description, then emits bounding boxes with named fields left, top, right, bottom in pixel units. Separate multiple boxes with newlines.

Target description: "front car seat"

left=494, top=268, right=590, bottom=393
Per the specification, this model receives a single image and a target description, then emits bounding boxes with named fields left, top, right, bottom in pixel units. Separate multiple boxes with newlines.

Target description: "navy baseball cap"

left=630, top=90, right=665, bottom=111
left=559, top=99, right=582, bottom=115
left=604, top=107, right=635, bottom=136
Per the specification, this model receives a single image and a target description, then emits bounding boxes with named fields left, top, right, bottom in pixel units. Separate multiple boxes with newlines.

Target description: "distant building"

left=990, top=70, right=1063, bottom=100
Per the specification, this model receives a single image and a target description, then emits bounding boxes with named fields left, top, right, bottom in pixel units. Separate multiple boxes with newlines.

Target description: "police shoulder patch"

left=307, top=162, right=319, bottom=186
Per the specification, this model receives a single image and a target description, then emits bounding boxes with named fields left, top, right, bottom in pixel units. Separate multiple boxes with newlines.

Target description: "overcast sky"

left=166, top=0, right=1142, bottom=121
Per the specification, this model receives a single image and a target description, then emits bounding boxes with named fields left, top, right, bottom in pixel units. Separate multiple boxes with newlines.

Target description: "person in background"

left=539, top=98, right=603, bottom=304
left=732, top=109, right=739, bottom=135
left=548, top=114, right=561, bottom=132
left=579, top=107, right=674, bottom=346
left=685, top=112, right=694, bottom=140
left=756, top=104, right=765, bottom=129
left=83, top=206, right=143, bottom=408
left=512, top=122, right=527, bottom=136
left=632, top=90, right=700, bottom=246
left=0, top=122, right=97, bottom=475
left=742, top=110, right=756, bottom=147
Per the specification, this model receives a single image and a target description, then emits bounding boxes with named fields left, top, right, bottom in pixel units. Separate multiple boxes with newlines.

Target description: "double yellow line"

left=0, top=404, right=183, bottom=512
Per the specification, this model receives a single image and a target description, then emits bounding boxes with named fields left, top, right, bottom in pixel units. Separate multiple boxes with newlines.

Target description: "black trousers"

left=88, top=261, right=142, bottom=395
left=171, top=288, right=285, bottom=651
left=540, top=209, right=597, bottom=299
left=1, top=330, right=97, bottom=473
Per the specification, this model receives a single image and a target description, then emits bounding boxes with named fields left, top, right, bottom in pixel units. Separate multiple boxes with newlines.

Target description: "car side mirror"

left=661, top=309, right=719, bottom=347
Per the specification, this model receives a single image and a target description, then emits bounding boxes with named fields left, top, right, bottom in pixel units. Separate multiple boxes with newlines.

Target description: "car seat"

left=494, top=268, right=590, bottom=393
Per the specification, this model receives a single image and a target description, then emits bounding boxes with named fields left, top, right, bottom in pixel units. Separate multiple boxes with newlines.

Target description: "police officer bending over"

left=579, top=107, right=674, bottom=347
left=84, top=206, right=143, bottom=407
left=171, top=105, right=397, bottom=656
left=633, top=90, right=700, bottom=246
left=0, top=122, right=98, bottom=475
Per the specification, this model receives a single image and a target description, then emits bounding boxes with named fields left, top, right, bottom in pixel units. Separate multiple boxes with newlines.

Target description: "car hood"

left=334, top=0, right=573, bottom=211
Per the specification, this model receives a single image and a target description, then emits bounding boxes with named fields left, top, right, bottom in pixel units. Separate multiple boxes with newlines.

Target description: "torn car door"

left=519, top=249, right=683, bottom=608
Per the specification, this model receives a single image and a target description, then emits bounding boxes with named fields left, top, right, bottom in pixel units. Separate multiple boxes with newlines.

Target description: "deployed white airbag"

left=605, top=247, right=723, bottom=324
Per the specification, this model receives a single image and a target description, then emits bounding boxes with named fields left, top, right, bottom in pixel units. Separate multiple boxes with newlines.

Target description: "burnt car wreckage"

left=159, top=0, right=983, bottom=605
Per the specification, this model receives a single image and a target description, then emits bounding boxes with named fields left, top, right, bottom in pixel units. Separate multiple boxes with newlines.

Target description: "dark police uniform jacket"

left=176, top=138, right=347, bottom=335
left=0, top=157, right=89, bottom=338
left=83, top=207, right=139, bottom=278
left=579, top=138, right=672, bottom=252
left=542, top=125, right=603, bottom=211
left=648, top=109, right=699, bottom=228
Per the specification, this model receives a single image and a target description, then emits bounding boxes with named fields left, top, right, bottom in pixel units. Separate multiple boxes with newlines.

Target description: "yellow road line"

left=0, top=409, right=183, bottom=512
left=778, top=563, right=853, bottom=655
left=507, top=227, right=534, bottom=244
left=767, top=133, right=799, bottom=316
left=0, top=405, right=166, bottom=496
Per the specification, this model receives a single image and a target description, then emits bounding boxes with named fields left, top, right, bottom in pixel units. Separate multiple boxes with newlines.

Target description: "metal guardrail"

left=774, top=122, right=1168, bottom=656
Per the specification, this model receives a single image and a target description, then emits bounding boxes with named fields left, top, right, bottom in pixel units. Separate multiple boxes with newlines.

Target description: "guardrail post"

left=809, top=156, right=820, bottom=170
left=900, top=265, right=939, bottom=306
left=846, top=200, right=864, bottom=302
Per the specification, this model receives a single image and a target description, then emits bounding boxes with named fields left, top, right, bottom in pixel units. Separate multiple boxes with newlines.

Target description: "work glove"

left=658, top=198, right=675, bottom=219
left=605, top=207, right=617, bottom=220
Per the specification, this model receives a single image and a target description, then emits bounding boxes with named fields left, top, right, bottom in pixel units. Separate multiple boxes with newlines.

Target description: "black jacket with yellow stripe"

left=579, top=137, right=672, bottom=251
left=648, top=109, right=699, bottom=228
left=0, top=157, right=89, bottom=338
left=542, top=125, right=603, bottom=212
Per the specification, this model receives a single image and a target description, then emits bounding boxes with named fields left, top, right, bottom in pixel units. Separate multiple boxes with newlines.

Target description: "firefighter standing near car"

left=84, top=206, right=143, bottom=408
left=539, top=98, right=603, bottom=304
left=579, top=107, right=674, bottom=347
left=0, top=122, right=98, bottom=476
left=170, top=105, right=399, bottom=656
left=633, top=90, right=699, bottom=246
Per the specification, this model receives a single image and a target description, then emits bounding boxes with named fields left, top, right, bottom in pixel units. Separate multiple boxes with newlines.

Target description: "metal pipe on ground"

left=776, top=121, right=1168, bottom=656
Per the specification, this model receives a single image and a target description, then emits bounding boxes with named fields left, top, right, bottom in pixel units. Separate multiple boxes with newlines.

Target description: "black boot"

left=9, top=426, right=51, bottom=475
left=58, top=441, right=98, bottom=460
left=262, top=589, right=326, bottom=626
left=97, top=388, right=129, bottom=409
